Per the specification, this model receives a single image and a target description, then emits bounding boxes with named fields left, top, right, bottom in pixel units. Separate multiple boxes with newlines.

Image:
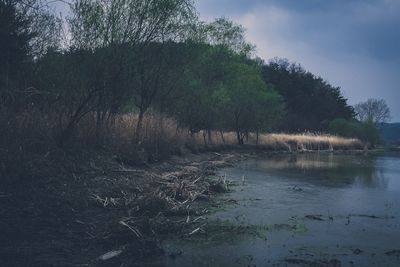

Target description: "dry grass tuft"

left=190, top=131, right=363, bottom=151
left=260, top=133, right=363, bottom=151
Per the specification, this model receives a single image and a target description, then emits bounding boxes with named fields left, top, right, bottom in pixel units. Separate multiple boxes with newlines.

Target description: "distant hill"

left=380, top=123, right=400, bottom=144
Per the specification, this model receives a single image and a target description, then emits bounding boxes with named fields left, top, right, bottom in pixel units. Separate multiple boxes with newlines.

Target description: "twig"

left=193, top=216, right=205, bottom=222
left=119, top=221, right=142, bottom=238
left=192, top=176, right=202, bottom=184
left=187, top=227, right=201, bottom=235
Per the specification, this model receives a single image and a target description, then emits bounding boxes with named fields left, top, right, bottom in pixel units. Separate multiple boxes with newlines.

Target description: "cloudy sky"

left=195, top=0, right=400, bottom=122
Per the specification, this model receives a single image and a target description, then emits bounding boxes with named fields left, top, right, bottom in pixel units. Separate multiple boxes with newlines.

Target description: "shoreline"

left=0, top=148, right=391, bottom=266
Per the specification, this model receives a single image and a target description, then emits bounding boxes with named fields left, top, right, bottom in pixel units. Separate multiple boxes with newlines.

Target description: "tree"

left=214, top=61, right=284, bottom=145
left=68, top=0, right=197, bottom=49
left=126, top=41, right=192, bottom=143
left=68, top=0, right=197, bottom=143
left=0, top=0, right=61, bottom=109
left=203, top=17, right=254, bottom=56
left=166, top=44, right=228, bottom=139
left=354, top=98, right=391, bottom=125
left=33, top=48, right=103, bottom=146
left=0, top=0, right=33, bottom=105
left=262, top=58, right=355, bottom=132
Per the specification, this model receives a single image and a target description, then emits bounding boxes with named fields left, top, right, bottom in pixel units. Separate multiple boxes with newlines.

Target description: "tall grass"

left=260, top=133, right=363, bottom=151
left=0, top=109, right=364, bottom=181
left=191, top=131, right=363, bottom=151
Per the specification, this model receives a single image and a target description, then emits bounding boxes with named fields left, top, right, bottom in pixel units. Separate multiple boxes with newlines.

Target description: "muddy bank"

left=0, top=149, right=257, bottom=266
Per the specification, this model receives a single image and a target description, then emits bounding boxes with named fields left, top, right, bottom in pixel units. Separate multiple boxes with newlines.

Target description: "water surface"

left=163, top=153, right=400, bottom=266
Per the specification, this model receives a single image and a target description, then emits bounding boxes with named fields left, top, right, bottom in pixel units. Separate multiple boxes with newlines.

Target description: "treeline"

left=1, top=0, right=361, bottom=174
left=1, top=0, right=285, bottom=145
left=262, top=58, right=355, bottom=132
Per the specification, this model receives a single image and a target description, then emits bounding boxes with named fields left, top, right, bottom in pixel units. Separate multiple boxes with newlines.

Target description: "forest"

left=0, top=0, right=371, bottom=178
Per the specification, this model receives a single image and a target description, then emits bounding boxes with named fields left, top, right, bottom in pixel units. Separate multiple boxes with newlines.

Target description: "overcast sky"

left=195, top=0, right=400, bottom=122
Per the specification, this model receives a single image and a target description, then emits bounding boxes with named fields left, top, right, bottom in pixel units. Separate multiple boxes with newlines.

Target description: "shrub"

left=329, top=119, right=380, bottom=147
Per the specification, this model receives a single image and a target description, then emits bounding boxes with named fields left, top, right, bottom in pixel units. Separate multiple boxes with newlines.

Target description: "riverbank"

left=0, top=149, right=251, bottom=266
left=0, top=146, right=374, bottom=266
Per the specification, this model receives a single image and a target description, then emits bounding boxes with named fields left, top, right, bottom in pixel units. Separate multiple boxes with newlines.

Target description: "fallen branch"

left=119, top=220, right=142, bottom=238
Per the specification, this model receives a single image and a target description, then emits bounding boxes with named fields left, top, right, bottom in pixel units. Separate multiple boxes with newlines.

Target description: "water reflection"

left=242, top=153, right=393, bottom=189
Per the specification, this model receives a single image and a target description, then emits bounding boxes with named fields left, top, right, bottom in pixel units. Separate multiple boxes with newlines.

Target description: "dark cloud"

left=196, top=0, right=400, bottom=121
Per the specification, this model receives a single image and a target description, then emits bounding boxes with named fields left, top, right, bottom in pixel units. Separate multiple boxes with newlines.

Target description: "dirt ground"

left=0, top=149, right=251, bottom=266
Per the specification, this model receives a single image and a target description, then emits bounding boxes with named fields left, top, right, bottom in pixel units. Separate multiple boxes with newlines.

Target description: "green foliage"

left=357, top=122, right=381, bottom=147
left=0, top=0, right=360, bottom=153
left=262, top=58, right=355, bottom=132
left=328, top=119, right=359, bottom=138
left=213, top=61, right=284, bottom=144
left=329, top=119, right=380, bottom=146
left=204, top=17, right=255, bottom=56
left=164, top=44, right=285, bottom=144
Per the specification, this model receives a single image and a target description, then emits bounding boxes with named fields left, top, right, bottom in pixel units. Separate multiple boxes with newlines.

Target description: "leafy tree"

left=166, top=44, right=229, bottom=138
left=203, top=17, right=254, bottom=56
left=328, top=119, right=358, bottom=138
left=66, top=0, right=198, bottom=143
left=355, top=98, right=391, bottom=125
left=69, top=0, right=197, bottom=142
left=262, top=58, right=355, bottom=132
left=214, top=61, right=284, bottom=144
left=168, top=17, right=261, bottom=144
left=126, top=41, right=194, bottom=142
left=168, top=22, right=284, bottom=145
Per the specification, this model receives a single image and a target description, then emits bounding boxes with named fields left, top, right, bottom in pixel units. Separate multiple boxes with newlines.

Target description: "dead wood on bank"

left=0, top=151, right=242, bottom=266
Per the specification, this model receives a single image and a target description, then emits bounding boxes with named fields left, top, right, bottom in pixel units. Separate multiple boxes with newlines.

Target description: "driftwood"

left=98, top=249, right=124, bottom=261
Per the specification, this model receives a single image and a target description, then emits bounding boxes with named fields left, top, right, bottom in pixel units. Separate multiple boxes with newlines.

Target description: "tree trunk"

left=207, top=129, right=212, bottom=144
left=236, top=130, right=243, bottom=145
left=219, top=130, right=225, bottom=144
left=135, top=110, right=145, bottom=144
left=189, top=129, right=195, bottom=138
left=256, top=130, right=259, bottom=145
left=203, top=130, right=207, bottom=146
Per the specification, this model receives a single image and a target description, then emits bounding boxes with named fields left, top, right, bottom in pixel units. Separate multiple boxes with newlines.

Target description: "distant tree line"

left=329, top=98, right=391, bottom=146
left=1, top=0, right=380, bottom=153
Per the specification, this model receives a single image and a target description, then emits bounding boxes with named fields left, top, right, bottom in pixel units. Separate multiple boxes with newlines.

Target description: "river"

left=162, top=152, right=400, bottom=266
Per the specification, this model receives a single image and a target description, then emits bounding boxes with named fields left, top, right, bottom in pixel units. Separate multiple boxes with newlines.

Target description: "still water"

left=164, top=153, right=400, bottom=266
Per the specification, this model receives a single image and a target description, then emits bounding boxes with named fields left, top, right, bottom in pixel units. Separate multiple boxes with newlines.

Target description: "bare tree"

left=68, top=0, right=196, bottom=49
left=68, top=0, right=197, bottom=143
left=355, top=98, right=391, bottom=124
